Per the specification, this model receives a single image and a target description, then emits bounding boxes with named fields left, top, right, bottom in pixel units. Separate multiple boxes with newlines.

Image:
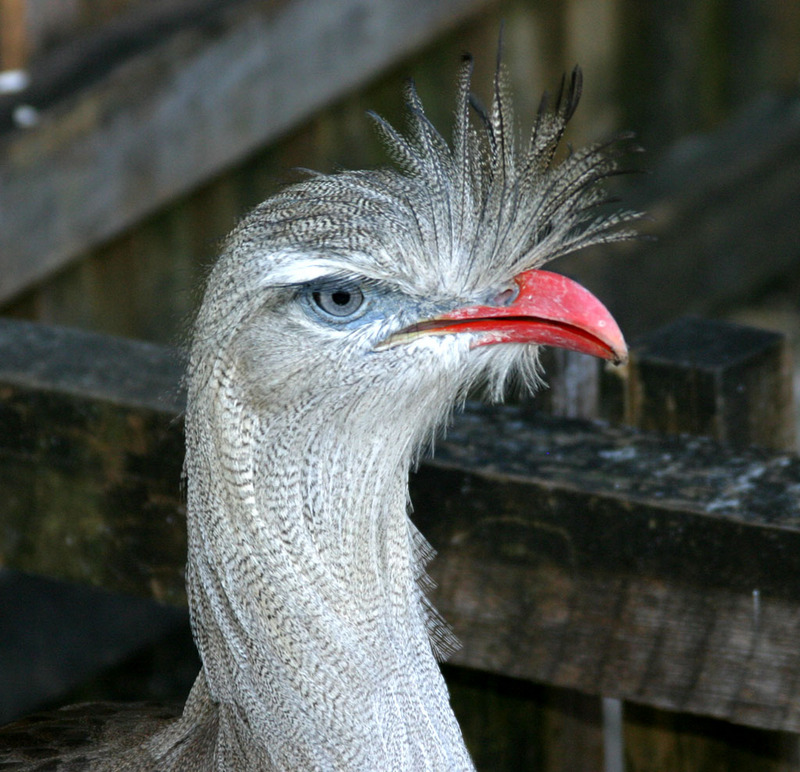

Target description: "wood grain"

left=2, top=318, right=800, bottom=734
left=0, top=0, right=491, bottom=303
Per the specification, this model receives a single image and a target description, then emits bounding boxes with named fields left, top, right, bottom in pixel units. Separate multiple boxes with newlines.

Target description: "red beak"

left=381, top=269, right=627, bottom=365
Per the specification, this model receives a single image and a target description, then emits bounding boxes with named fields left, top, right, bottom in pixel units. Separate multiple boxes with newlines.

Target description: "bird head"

left=189, top=58, right=635, bottom=461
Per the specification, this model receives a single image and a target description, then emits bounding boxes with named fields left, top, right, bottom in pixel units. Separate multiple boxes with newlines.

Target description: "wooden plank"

left=0, top=0, right=248, bottom=121
left=417, top=421, right=800, bottom=734
left=2, top=319, right=800, bottom=733
left=0, top=314, right=184, bottom=412
left=0, top=320, right=187, bottom=604
left=622, top=317, right=795, bottom=450
left=0, top=0, right=491, bottom=304
left=617, top=318, right=797, bottom=767
left=0, top=0, right=28, bottom=69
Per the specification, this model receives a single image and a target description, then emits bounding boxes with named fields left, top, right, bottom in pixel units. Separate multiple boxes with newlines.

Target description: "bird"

left=0, top=52, right=635, bottom=770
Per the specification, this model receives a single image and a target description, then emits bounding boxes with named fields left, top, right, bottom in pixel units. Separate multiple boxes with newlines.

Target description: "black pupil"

left=311, top=285, right=364, bottom=318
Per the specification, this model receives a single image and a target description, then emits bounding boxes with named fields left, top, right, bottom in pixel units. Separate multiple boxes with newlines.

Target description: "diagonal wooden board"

left=0, top=0, right=491, bottom=303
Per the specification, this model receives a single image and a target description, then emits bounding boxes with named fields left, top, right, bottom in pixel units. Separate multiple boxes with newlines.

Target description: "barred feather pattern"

left=0, top=56, right=638, bottom=772
left=174, top=57, right=637, bottom=772
left=203, top=58, right=636, bottom=315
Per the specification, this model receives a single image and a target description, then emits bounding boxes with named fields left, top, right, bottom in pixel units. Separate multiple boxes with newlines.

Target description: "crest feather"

left=234, top=53, right=640, bottom=300
left=363, top=54, right=640, bottom=291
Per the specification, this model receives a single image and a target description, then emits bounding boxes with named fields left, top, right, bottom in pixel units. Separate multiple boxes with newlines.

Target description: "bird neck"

left=181, top=363, right=475, bottom=770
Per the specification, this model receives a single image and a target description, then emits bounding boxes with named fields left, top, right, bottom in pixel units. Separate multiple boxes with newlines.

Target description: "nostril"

left=491, top=284, right=519, bottom=307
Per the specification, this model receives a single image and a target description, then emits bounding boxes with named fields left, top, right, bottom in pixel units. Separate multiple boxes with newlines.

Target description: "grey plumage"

left=0, top=55, right=636, bottom=771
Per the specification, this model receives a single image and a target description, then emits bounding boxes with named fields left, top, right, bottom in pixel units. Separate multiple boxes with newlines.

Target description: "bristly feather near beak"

left=378, top=269, right=627, bottom=365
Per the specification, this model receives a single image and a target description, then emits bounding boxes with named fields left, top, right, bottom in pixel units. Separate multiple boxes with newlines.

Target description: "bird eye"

left=310, top=286, right=365, bottom=318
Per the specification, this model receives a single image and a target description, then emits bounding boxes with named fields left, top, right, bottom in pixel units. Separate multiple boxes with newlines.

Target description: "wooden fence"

left=0, top=313, right=798, bottom=770
left=2, top=1, right=800, bottom=768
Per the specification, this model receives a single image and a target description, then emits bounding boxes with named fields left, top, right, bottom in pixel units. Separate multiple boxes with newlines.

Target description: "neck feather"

left=181, top=357, right=474, bottom=770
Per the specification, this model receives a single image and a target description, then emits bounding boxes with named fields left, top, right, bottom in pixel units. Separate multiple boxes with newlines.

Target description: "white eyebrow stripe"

left=263, top=257, right=354, bottom=285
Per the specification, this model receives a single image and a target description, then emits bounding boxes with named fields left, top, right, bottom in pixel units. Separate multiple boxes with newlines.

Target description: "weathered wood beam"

left=2, top=319, right=800, bottom=733
left=618, top=316, right=795, bottom=450
left=605, top=261, right=797, bottom=766
left=418, top=414, right=800, bottom=734
left=541, top=317, right=796, bottom=760
left=0, top=320, right=187, bottom=603
left=0, top=0, right=492, bottom=303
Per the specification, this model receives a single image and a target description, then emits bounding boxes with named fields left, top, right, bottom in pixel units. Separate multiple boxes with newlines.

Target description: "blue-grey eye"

left=312, top=286, right=365, bottom=318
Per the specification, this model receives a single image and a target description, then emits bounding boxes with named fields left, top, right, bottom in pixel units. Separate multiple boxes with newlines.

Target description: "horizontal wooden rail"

left=1, top=319, right=800, bottom=734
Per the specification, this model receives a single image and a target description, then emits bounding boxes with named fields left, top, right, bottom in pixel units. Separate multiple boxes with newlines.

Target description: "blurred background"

left=1, top=1, right=799, bottom=769
left=1, top=0, right=798, bottom=344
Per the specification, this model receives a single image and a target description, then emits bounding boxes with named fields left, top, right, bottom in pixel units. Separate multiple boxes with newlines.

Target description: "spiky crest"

left=358, top=55, right=639, bottom=294
left=229, top=54, right=639, bottom=309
